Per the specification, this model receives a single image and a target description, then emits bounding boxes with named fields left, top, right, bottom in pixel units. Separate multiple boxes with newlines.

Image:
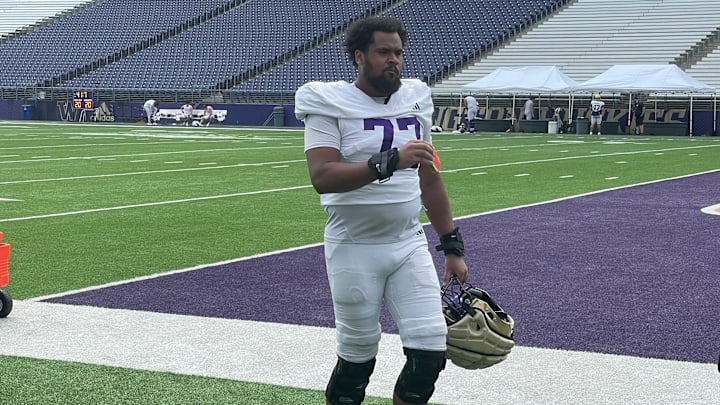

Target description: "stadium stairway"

left=0, top=0, right=99, bottom=42
left=0, top=0, right=250, bottom=87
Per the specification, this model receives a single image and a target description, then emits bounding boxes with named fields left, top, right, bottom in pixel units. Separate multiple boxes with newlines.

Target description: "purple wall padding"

left=0, top=99, right=717, bottom=134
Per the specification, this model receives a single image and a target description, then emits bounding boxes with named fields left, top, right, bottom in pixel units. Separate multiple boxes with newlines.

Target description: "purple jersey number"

left=364, top=117, right=422, bottom=152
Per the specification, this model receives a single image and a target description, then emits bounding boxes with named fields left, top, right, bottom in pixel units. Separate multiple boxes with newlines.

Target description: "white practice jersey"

left=203, top=106, right=214, bottom=118
left=464, top=95, right=478, bottom=110
left=296, top=79, right=433, bottom=206
left=296, top=79, right=434, bottom=243
left=144, top=99, right=156, bottom=109
left=590, top=100, right=605, bottom=116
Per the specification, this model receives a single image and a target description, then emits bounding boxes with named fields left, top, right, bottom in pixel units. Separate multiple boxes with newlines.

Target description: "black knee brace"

left=394, top=348, right=446, bottom=404
left=325, top=356, right=376, bottom=405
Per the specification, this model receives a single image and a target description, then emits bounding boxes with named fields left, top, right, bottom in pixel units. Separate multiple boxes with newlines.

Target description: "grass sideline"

left=1, top=123, right=718, bottom=403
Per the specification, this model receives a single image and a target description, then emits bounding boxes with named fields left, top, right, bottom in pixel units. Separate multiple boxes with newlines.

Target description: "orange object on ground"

left=0, top=231, right=10, bottom=288
left=431, top=149, right=442, bottom=172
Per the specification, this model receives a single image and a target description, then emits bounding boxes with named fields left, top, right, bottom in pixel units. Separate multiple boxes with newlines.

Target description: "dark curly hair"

left=343, top=16, right=408, bottom=68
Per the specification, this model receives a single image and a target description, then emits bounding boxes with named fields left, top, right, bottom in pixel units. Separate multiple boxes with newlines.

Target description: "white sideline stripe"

left=1, top=301, right=716, bottom=405
left=451, top=169, right=720, bottom=222
left=27, top=242, right=323, bottom=302
left=23, top=169, right=720, bottom=301
left=0, top=185, right=313, bottom=223
left=0, top=197, right=22, bottom=201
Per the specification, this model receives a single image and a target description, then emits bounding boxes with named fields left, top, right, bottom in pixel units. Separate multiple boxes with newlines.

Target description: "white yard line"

left=0, top=185, right=313, bottom=223
left=0, top=145, right=302, bottom=164
left=441, top=144, right=720, bottom=173
left=0, top=159, right=306, bottom=185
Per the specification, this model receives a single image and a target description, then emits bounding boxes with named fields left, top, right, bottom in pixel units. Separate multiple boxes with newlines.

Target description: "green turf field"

left=1, top=122, right=718, bottom=404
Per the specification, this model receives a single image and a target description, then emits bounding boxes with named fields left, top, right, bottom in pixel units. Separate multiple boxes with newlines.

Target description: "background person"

left=589, top=94, right=605, bottom=135
left=295, top=16, right=468, bottom=405
left=198, top=105, right=214, bottom=126
left=524, top=96, right=535, bottom=120
left=178, top=101, right=193, bottom=126
left=633, top=96, right=646, bottom=135
left=463, top=94, right=478, bottom=133
left=143, top=99, right=159, bottom=125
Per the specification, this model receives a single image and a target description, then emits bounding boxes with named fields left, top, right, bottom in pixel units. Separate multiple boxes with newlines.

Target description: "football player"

left=295, top=16, right=468, bottom=405
left=178, top=101, right=193, bottom=126
left=198, top=105, right=214, bottom=127
left=589, top=93, right=605, bottom=135
left=143, top=99, right=159, bottom=125
left=463, top=95, right=478, bottom=133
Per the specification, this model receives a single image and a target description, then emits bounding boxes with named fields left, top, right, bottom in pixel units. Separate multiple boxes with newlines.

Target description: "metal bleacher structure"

left=0, top=0, right=719, bottom=109
left=0, top=0, right=565, bottom=106
left=0, top=0, right=239, bottom=88
left=0, top=0, right=95, bottom=39
left=433, top=0, right=720, bottom=96
left=228, top=0, right=561, bottom=102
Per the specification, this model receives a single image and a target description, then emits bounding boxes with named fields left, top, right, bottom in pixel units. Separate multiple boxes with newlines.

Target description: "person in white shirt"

left=178, top=102, right=193, bottom=126
left=198, top=105, right=214, bottom=126
left=143, top=99, right=159, bottom=125
left=295, top=16, right=468, bottom=405
left=524, top=96, right=534, bottom=120
left=463, top=95, right=478, bottom=133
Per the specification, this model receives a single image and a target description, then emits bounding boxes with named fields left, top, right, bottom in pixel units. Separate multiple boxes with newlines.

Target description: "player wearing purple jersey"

left=295, top=16, right=468, bottom=405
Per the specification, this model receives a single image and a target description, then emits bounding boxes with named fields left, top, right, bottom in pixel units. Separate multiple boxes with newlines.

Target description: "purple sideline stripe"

left=46, top=172, right=720, bottom=364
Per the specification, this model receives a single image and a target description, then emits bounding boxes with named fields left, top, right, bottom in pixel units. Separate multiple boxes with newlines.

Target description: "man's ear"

left=354, top=49, right=364, bottom=66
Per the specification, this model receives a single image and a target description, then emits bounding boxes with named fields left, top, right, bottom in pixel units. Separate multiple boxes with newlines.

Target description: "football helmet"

left=441, top=276, right=515, bottom=369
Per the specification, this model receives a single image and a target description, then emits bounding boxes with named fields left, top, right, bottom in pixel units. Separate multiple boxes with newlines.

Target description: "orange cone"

left=0, top=231, right=10, bottom=288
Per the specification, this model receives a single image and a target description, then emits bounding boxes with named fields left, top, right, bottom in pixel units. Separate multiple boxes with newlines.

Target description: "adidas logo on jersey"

left=412, top=103, right=421, bottom=111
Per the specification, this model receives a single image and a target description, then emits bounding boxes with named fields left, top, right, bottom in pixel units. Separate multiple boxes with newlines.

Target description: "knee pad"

left=394, top=348, right=446, bottom=404
left=325, top=356, right=376, bottom=405
left=336, top=324, right=381, bottom=363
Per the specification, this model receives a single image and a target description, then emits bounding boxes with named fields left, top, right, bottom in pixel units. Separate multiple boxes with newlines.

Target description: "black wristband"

left=367, top=147, right=399, bottom=182
left=435, top=227, right=464, bottom=257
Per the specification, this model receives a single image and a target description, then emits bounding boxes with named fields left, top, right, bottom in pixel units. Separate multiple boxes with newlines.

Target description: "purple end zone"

left=46, top=172, right=720, bottom=364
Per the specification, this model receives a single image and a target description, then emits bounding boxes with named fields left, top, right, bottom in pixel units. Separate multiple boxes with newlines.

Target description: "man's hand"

left=442, top=255, right=468, bottom=285
left=396, top=140, right=435, bottom=171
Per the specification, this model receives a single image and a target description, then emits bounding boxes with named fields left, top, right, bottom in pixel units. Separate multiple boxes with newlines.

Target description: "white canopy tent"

left=574, top=65, right=717, bottom=135
left=460, top=66, right=580, bottom=122
left=461, top=65, right=580, bottom=94
left=574, top=64, right=716, bottom=93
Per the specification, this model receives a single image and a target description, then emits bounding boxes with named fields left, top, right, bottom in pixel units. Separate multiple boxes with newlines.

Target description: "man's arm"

left=305, top=147, right=378, bottom=194
left=306, top=140, right=439, bottom=194
left=418, top=164, right=468, bottom=284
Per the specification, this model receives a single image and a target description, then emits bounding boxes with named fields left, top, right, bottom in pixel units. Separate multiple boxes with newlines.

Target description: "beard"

left=364, top=62, right=401, bottom=95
